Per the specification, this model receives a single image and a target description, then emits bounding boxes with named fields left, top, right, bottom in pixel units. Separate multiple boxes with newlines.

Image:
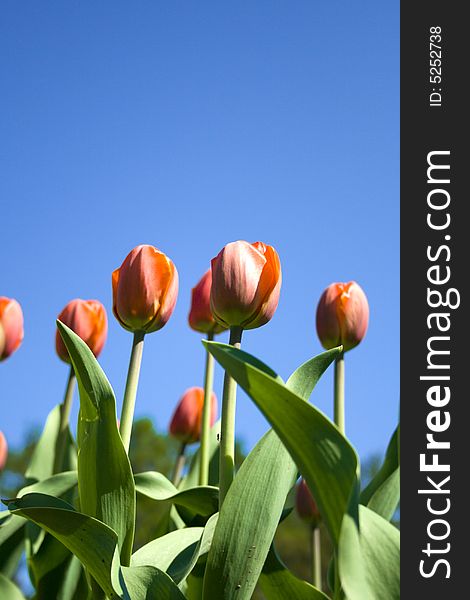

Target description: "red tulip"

left=296, top=479, right=321, bottom=527
left=169, top=387, right=217, bottom=444
left=316, top=281, right=369, bottom=352
left=56, top=299, right=108, bottom=363
left=0, top=297, right=24, bottom=362
left=113, top=245, right=178, bottom=333
left=0, top=431, right=7, bottom=470
left=210, top=241, right=281, bottom=330
left=188, top=269, right=227, bottom=334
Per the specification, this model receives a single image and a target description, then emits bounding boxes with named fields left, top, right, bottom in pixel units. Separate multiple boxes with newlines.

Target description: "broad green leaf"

left=360, top=425, right=400, bottom=521
left=120, top=565, right=186, bottom=599
left=260, top=545, right=329, bottom=600
left=4, top=493, right=187, bottom=600
left=4, top=493, right=120, bottom=599
left=135, top=472, right=218, bottom=517
left=202, top=349, right=339, bottom=600
left=25, top=404, right=77, bottom=481
left=340, top=506, right=400, bottom=600
left=132, top=514, right=217, bottom=590
left=131, top=527, right=203, bottom=579
left=0, top=572, right=26, bottom=600
left=57, top=321, right=136, bottom=565
left=0, top=512, right=24, bottom=578
left=204, top=341, right=358, bottom=547
left=20, top=471, right=78, bottom=497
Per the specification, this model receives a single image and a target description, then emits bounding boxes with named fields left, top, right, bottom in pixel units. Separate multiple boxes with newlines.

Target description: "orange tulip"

left=113, top=245, right=178, bottom=333
left=296, top=479, right=321, bottom=527
left=0, top=297, right=24, bottom=362
left=188, top=269, right=227, bottom=334
left=56, top=299, right=108, bottom=363
left=0, top=431, right=7, bottom=470
left=169, top=387, right=217, bottom=444
left=316, top=281, right=369, bottom=352
left=210, top=241, right=281, bottom=330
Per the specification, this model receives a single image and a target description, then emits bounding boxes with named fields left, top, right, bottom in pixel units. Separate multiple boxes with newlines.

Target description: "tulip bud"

left=296, top=479, right=321, bottom=527
left=0, top=431, right=7, bottom=470
left=56, top=299, right=108, bottom=363
left=113, top=244, right=179, bottom=334
left=210, top=241, right=281, bottom=330
left=169, top=387, right=217, bottom=445
left=316, top=281, right=369, bottom=352
left=0, top=297, right=24, bottom=362
left=188, top=269, right=227, bottom=334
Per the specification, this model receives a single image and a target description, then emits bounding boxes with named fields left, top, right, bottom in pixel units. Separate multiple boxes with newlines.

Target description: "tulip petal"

left=243, top=244, right=282, bottom=329
left=56, top=299, right=107, bottom=362
left=211, top=241, right=267, bottom=327
left=113, top=245, right=178, bottom=333
left=0, top=298, right=24, bottom=361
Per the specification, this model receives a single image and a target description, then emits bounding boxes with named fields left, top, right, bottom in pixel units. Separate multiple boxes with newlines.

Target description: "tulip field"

left=0, top=242, right=400, bottom=599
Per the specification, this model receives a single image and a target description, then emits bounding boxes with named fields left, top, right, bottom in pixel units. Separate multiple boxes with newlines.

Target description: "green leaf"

left=202, top=349, right=339, bottom=600
left=25, top=404, right=77, bottom=481
left=4, top=493, right=188, bottom=600
left=4, top=493, right=120, bottom=599
left=57, top=321, right=136, bottom=566
left=0, top=572, right=26, bottom=600
left=340, top=506, right=400, bottom=600
left=135, top=472, right=218, bottom=517
left=119, top=565, right=186, bottom=599
left=203, top=341, right=357, bottom=547
left=20, top=471, right=78, bottom=497
left=131, top=527, right=203, bottom=581
left=360, top=425, right=400, bottom=521
left=0, top=512, right=25, bottom=578
left=260, top=545, right=330, bottom=600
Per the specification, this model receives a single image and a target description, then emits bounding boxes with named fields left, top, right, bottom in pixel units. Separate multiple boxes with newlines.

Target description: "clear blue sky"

left=0, top=1, right=399, bottom=465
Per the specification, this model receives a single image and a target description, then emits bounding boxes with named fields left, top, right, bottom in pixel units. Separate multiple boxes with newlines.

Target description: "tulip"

left=56, top=299, right=108, bottom=363
left=316, top=281, right=369, bottom=437
left=209, top=240, right=281, bottom=506
left=316, top=281, right=369, bottom=353
left=170, top=387, right=218, bottom=445
left=0, top=297, right=24, bottom=362
left=112, top=244, right=179, bottom=334
left=210, top=240, right=281, bottom=330
left=189, top=269, right=226, bottom=334
left=296, top=479, right=321, bottom=527
left=0, top=431, right=7, bottom=470
left=113, top=245, right=179, bottom=454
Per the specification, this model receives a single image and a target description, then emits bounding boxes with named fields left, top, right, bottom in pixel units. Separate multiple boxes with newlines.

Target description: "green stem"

left=334, top=353, right=345, bottom=435
left=54, top=367, right=76, bottom=474
left=199, top=331, right=215, bottom=486
left=172, top=442, right=187, bottom=487
left=120, top=330, right=145, bottom=453
left=333, top=352, right=345, bottom=599
left=218, top=325, right=243, bottom=508
left=312, top=526, right=322, bottom=590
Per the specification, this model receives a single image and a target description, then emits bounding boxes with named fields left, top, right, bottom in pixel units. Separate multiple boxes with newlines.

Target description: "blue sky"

left=0, top=1, right=399, bottom=464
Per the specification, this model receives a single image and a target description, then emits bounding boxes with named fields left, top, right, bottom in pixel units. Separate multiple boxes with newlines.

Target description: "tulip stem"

left=333, top=352, right=345, bottom=600
left=199, top=331, right=215, bottom=487
left=120, top=331, right=145, bottom=453
left=54, top=367, right=76, bottom=474
left=311, top=526, right=322, bottom=590
left=334, top=352, right=345, bottom=435
left=219, top=325, right=243, bottom=508
left=172, top=442, right=187, bottom=487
